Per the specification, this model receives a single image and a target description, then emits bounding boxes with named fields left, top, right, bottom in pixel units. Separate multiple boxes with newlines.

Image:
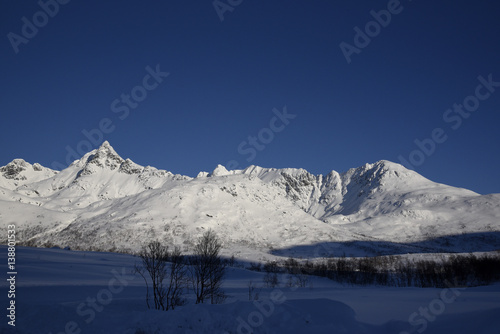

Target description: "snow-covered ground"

left=1, top=142, right=499, bottom=332
left=1, top=141, right=499, bottom=258
left=1, top=246, right=499, bottom=334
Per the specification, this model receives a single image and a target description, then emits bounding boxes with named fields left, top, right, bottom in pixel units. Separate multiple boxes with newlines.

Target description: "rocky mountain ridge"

left=1, top=141, right=498, bottom=258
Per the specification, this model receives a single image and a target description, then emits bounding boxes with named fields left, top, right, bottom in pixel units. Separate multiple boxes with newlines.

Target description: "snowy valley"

left=1, top=141, right=500, bottom=334
left=1, top=141, right=499, bottom=259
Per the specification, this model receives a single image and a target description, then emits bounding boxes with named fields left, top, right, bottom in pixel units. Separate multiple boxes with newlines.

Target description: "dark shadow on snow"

left=270, top=231, right=500, bottom=258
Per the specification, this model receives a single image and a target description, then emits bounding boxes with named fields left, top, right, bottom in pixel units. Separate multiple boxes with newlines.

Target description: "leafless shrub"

left=134, top=241, right=187, bottom=310
left=247, top=280, right=260, bottom=300
left=188, top=230, right=227, bottom=304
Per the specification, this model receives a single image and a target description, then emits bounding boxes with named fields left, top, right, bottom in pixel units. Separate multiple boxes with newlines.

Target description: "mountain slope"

left=1, top=141, right=499, bottom=257
left=0, top=158, right=57, bottom=190
left=207, top=160, right=496, bottom=246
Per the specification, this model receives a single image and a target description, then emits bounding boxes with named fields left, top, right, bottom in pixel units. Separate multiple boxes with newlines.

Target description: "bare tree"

left=135, top=240, right=187, bottom=310
left=263, top=272, right=279, bottom=288
left=263, top=260, right=280, bottom=288
left=188, top=229, right=227, bottom=304
left=133, top=264, right=151, bottom=309
left=165, top=246, right=187, bottom=310
left=247, top=280, right=260, bottom=300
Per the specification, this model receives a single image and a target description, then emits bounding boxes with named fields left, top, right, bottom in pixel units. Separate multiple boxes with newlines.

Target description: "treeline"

left=249, top=253, right=500, bottom=288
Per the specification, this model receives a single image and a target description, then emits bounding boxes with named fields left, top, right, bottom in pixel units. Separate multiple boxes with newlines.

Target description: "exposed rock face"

left=1, top=142, right=498, bottom=257
left=1, top=159, right=30, bottom=179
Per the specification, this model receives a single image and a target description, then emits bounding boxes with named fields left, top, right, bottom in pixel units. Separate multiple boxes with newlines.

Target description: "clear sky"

left=1, top=0, right=499, bottom=194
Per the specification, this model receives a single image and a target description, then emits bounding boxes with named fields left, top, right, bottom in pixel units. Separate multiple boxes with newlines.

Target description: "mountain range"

left=1, top=141, right=499, bottom=259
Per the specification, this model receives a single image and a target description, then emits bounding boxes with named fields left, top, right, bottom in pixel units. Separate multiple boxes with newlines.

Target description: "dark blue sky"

left=1, top=1, right=499, bottom=194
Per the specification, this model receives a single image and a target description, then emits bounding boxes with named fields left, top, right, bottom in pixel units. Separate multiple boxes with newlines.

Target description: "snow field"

left=1, top=142, right=499, bottom=258
left=1, top=246, right=499, bottom=334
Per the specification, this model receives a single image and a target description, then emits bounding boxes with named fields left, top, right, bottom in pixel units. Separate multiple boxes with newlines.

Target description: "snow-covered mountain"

left=1, top=141, right=499, bottom=258
left=0, top=158, right=57, bottom=190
